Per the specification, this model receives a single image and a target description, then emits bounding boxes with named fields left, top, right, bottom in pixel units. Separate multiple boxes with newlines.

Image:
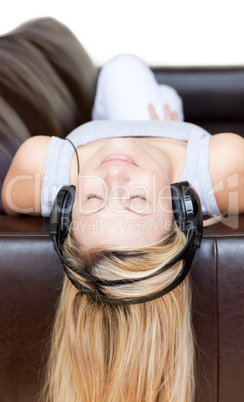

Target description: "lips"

left=100, top=154, right=138, bottom=166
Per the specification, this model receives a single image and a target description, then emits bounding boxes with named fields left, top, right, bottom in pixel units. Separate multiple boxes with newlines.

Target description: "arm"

left=1, top=136, right=51, bottom=215
left=209, top=133, right=244, bottom=214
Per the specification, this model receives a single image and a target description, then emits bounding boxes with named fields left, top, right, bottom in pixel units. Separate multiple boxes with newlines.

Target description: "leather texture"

left=155, top=68, right=244, bottom=137
left=0, top=18, right=243, bottom=402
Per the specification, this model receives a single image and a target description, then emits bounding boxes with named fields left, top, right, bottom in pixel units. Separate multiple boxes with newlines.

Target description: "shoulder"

left=209, top=132, right=244, bottom=182
left=209, top=132, right=244, bottom=213
left=210, top=132, right=244, bottom=164
left=2, top=136, right=51, bottom=215
left=11, top=135, right=51, bottom=169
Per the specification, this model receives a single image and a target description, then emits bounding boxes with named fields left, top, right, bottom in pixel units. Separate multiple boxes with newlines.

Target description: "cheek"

left=151, top=208, right=173, bottom=232
left=157, top=196, right=172, bottom=215
left=152, top=179, right=172, bottom=215
left=71, top=198, right=80, bottom=224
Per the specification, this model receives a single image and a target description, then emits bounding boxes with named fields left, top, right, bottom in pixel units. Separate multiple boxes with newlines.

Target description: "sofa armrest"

left=0, top=18, right=98, bottom=214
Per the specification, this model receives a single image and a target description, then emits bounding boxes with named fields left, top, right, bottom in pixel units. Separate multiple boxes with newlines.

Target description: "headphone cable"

left=65, top=137, right=80, bottom=174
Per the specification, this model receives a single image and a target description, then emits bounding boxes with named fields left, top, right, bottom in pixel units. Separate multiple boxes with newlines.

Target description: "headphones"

left=49, top=181, right=203, bottom=305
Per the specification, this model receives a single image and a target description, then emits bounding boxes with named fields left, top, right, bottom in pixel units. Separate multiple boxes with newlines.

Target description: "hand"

left=148, top=103, right=179, bottom=121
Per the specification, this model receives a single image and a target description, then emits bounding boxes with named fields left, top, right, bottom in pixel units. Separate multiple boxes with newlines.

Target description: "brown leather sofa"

left=0, top=18, right=244, bottom=402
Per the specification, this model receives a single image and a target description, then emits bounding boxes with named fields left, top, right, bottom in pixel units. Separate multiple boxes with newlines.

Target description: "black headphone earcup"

left=49, top=185, right=76, bottom=247
left=171, top=181, right=203, bottom=246
left=59, top=186, right=76, bottom=246
left=171, top=182, right=187, bottom=232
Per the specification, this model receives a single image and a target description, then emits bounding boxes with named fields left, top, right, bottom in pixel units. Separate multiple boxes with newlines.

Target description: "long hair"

left=41, top=222, right=195, bottom=402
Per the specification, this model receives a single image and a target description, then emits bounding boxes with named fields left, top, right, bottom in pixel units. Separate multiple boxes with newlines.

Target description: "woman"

left=2, top=54, right=244, bottom=402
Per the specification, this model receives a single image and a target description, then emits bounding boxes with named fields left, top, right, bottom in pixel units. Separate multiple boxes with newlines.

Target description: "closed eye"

left=83, top=193, right=149, bottom=215
left=130, top=195, right=147, bottom=201
left=86, top=194, right=103, bottom=200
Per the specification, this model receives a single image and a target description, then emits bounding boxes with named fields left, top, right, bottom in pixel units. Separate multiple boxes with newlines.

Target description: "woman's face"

left=72, top=138, right=173, bottom=250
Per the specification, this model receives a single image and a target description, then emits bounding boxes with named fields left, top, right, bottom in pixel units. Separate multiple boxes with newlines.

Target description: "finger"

left=148, top=103, right=159, bottom=120
left=172, top=111, right=179, bottom=121
left=164, top=105, right=179, bottom=121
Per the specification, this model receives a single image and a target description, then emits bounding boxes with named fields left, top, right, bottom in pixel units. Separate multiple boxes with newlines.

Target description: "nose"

left=104, top=167, right=130, bottom=197
left=104, top=167, right=130, bottom=184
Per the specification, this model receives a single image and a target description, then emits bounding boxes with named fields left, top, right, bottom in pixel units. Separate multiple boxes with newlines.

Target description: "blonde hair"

left=41, top=222, right=195, bottom=402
